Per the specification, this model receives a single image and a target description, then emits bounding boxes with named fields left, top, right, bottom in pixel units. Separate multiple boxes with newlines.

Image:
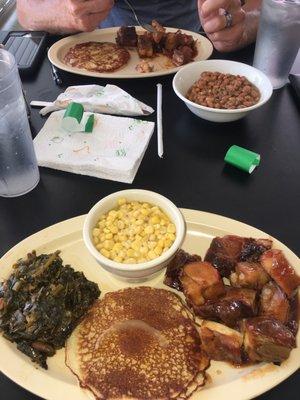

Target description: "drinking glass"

left=253, top=0, right=300, bottom=89
left=0, top=49, right=39, bottom=197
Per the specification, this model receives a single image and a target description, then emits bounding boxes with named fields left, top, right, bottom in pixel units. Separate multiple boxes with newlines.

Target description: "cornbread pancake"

left=63, top=42, right=130, bottom=72
left=66, top=287, right=209, bottom=400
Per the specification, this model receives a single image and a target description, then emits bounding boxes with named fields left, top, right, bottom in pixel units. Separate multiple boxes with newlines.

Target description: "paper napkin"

left=39, top=84, right=154, bottom=117
left=34, top=110, right=155, bottom=183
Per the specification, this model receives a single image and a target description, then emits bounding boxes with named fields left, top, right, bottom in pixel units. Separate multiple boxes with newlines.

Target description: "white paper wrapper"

left=40, top=85, right=154, bottom=117
left=34, top=110, right=154, bottom=184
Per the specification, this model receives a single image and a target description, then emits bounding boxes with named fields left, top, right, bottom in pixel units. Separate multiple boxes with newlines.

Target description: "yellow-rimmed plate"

left=0, top=209, right=299, bottom=400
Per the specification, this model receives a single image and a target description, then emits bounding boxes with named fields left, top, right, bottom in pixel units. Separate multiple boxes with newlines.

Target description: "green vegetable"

left=0, top=251, right=100, bottom=369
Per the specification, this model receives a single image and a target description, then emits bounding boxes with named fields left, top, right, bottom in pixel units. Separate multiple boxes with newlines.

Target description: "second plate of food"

left=48, top=26, right=213, bottom=79
left=0, top=207, right=299, bottom=400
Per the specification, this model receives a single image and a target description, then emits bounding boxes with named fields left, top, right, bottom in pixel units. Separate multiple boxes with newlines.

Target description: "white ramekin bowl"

left=83, top=189, right=186, bottom=280
left=173, top=59, right=273, bottom=123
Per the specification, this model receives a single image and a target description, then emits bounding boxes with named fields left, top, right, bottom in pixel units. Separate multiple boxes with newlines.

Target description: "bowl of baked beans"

left=83, top=189, right=186, bottom=280
left=173, top=60, right=273, bottom=122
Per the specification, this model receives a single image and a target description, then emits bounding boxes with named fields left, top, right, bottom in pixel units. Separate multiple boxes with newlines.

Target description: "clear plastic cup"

left=0, top=49, right=40, bottom=197
left=253, top=0, right=300, bottom=89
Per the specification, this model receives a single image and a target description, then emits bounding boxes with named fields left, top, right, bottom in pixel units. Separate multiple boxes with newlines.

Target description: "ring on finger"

left=223, top=10, right=233, bottom=28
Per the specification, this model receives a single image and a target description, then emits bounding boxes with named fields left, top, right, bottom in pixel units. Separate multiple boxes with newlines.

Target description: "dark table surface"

left=0, top=34, right=299, bottom=400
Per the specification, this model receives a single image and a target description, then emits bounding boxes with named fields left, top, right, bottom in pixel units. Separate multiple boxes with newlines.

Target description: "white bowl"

left=83, top=189, right=186, bottom=280
left=173, top=59, right=273, bottom=122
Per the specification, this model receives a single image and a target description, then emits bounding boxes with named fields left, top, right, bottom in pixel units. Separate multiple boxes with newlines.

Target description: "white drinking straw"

left=156, top=83, right=163, bottom=158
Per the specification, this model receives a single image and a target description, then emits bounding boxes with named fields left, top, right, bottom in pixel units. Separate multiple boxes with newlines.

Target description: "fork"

left=121, top=0, right=155, bottom=33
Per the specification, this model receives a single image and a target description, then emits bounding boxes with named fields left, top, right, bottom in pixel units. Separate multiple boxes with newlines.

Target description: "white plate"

left=48, top=27, right=213, bottom=79
left=0, top=209, right=299, bottom=400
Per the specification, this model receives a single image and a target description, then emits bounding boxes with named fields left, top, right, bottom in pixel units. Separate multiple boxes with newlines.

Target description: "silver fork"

left=122, top=0, right=155, bottom=33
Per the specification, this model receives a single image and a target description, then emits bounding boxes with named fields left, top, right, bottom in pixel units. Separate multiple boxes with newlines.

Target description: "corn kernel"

left=140, top=245, right=148, bottom=255
left=148, top=241, right=156, bottom=249
left=141, top=208, right=150, bottom=216
left=100, top=248, right=110, bottom=258
left=93, top=237, right=99, bottom=245
left=150, top=215, right=160, bottom=224
left=126, top=248, right=135, bottom=257
left=105, top=233, right=113, bottom=240
left=110, top=226, right=118, bottom=234
left=154, top=246, right=163, bottom=256
left=104, top=240, right=114, bottom=250
left=148, top=250, right=157, bottom=260
left=145, top=226, right=154, bottom=234
left=98, top=220, right=106, bottom=228
left=167, top=223, right=176, bottom=234
left=167, top=233, right=175, bottom=241
left=92, top=228, right=100, bottom=237
left=114, top=256, right=123, bottom=263
left=158, top=239, right=165, bottom=248
left=118, top=198, right=127, bottom=206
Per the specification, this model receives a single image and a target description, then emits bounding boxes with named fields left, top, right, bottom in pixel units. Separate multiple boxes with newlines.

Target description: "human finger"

left=75, top=12, right=109, bottom=31
left=202, top=9, right=245, bottom=34
left=69, top=0, right=113, bottom=18
left=208, top=22, right=244, bottom=44
left=201, top=0, right=241, bottom=18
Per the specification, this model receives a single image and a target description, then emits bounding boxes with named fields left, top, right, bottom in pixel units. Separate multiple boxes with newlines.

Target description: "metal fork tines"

left=122, top=0, right=155, bottom=33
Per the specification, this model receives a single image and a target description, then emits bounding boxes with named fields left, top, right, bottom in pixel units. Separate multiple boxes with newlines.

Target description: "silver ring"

left=223, top=10, right=233, bottom=28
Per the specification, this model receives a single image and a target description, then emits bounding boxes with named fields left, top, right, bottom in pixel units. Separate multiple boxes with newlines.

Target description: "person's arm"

left=17, top=0, right=114, bottom=33
left=198, top=0, right=261, bottom=52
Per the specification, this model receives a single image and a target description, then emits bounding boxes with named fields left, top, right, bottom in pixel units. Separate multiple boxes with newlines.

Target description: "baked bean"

left=186, top=71, right=260, bottom=110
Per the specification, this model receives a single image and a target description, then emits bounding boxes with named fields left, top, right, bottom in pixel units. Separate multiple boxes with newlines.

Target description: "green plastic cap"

left=224, top=145, right=260, bottom=173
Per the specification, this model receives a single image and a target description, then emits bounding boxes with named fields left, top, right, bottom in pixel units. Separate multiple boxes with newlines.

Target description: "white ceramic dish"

left=0, top=210, right=299, bottom=400
left=83, top=189, right=186, bottom=280
left=173, top=59, right=273, bottom=122
left=48, top=27, right=213, bottom=79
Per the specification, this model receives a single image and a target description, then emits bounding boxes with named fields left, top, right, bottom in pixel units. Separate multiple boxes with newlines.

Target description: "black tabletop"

left=0, top=35, right=299, bottom=400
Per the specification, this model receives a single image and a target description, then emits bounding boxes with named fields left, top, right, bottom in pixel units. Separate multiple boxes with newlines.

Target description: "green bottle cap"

left=224, top=145, right=260, bottom=173
left=84, top=114, right=95, bottom=133
left=61, top=102, right=84, bottom=132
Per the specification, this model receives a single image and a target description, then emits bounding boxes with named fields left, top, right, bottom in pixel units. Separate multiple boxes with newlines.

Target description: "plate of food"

left=0, top=189, right=299, bottom=400
left=48, top=22, right=213, bottom=79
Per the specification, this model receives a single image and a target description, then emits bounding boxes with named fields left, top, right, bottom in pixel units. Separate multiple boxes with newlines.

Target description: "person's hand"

left=17, top=0, right=114, bottom=33
left=198, top=0, right=246, bottom=52
left=64, top=0, right=114, bottom=32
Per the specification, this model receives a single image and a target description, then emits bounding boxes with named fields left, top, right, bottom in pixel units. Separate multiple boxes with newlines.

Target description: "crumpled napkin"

left=40, top=84, right=154, bottom=117
left=34, top=110, right=155, bottom=183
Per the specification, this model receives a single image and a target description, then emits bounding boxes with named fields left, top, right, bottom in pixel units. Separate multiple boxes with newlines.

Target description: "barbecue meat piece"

left=172, top=46, right=194, bottom=66
left=180, top=261, right=225, bottom=306
left=164, top=32, right=180, bottom=51
left=177, top=32, right=195, bottom=47
left=243, top=317, right=296, bottom=363
left=260, top=281, right=290, bottom=324
left=260, top=249, right=300, bottom=297
left=151, top=20, right=166, bottom=44
left=286, top=294, right=299, bottom=336
left=239, top=238, right=272, bottom=262
left=200, top=321, right=243, bottom=365
left=137, top=33, right=154, bottom=58
left=163, top=249, right=201, bottom=291
left=230, top=262, right=270, bottom=290
left=204, top=235, right=246, bottom=277
left=193, top=286, right=258, bottom=327
left=116, top=26, right=138, bottom=47
left=205, top=236, right=272, bottom=278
